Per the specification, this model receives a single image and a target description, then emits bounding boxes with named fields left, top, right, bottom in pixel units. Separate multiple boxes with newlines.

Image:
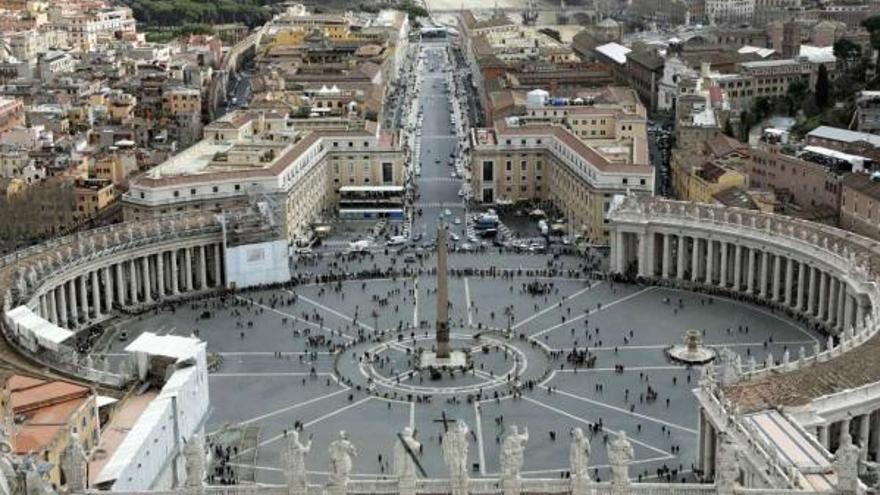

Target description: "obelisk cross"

left=436, top=222, right=451, bottom=358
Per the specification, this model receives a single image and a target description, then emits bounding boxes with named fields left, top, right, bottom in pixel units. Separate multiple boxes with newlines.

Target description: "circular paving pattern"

left=107, top=253, right=822, bottom=485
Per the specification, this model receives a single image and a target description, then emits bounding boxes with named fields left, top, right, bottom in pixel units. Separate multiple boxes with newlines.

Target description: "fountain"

left=666, top=329, right=717, bottom=364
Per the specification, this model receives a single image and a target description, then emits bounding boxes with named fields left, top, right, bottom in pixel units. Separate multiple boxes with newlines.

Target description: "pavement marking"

left=530, top=287, right=656, bottom=339
left=517, top=456, right=677, bottom=476
left=235, top=295, right=355, bottom=342
left=554, top=366, right=684, bottom=373
left=473, top=401, right=487, bottom=476
left=512, top=282, right=601, bottom=331
left=522, top=396, right=676, bottom=458
left=464, top=277, right=473, bottom=326
left=543, top=385, right=698, bottom=435
left=661, top=286, right=821, bottom=343
left=210, top=351, right=334, bottom=356
left=558, top=340, right=816, bottom=353
left=413, top=277, right=419, bottom=328
left=409, top=402, right=415, bottom=429
left=216, top=388, right=350, bottom=432
left=243, top=397, right=374, bottom=455
left=287, top=290, right=375, bottom=332
left=210, top=372, right=338, bottom=379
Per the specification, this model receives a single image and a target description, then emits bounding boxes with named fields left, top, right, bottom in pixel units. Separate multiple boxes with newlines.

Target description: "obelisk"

left=436, top=223, right=451, bottom=358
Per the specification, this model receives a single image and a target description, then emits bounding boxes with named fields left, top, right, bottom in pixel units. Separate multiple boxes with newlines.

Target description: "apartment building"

left=123, top=110, right=405, bottom=244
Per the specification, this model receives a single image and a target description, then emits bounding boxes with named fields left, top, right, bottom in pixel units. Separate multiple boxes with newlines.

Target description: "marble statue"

left=328, top=431, right=357, bottom=486
left=569, top=427, right=592, bottom=492
left=442, top=421, right=469, bottom=495
left=500, top=425, right=529, bottom=480
left=833, top=429, right=860, bottom=494
left=60, top=431, right=88, bottom=492
left=715, top=435, right=739, bottom=494
left=394, top=427, right=421, bottom=480
left=184, top=434, right=205, bottom=489
left=282, top=430, right=311, bottom=494
left=608, top=432, right=633, bottom=487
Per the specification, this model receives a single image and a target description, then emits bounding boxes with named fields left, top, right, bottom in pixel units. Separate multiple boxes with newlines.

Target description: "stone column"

left=733, top=244, right=742, bottom=291
left=828, top=278, right=838, bottom=326
left=837, top=283, right=847, bottom=331
left=104, top=267, right=113, bottom=311
left=746, top=248, right=756, bottom=294
left=129, top=259, right=139, bottom=304
left=142, top=256, right=152, bottom=303
left=156, top=251, right=165, bottom=298
left=198, top=245, right=208, bottom=289
left=116, top=263, right=126, bottom=306
left=784, top=257, right=794, bottom=306
left=759, top=251, right=769, bottom=298
left=79, top=275, right=89, bottom=321
left=47, top=291, right=57, bottom=324
left=772, top=254, right=782, bottom=302
left=91, top=271, right=101, bottom=318
left=807, top=267, right=817, bottom=316
left=214, top=243, right=223, bottom=287
left=677, top=235, right=686, bottom=280
left=67, top=279, right=78, bottom=323
left=870, top=411, right=880, bottom=462
left=818, top=424, right=829, bottom=450
left=860, top=413, right=871, bottom=462
left=719, top=241, right=728, bottom=288
left=662, top=234, right=671, bottom=278
left=185, top=247, right=194, bottom=291
left=857, top=298, right=869, bottom=329
left=614, top=230, right=625, bottom=274
left=705, top=239, right=714, bottom=285
left=840, top=418, right=851, bottom=447
left=818, top=271, right=828, bottom=320
left=637, top=233, right=648, bottom=278
left=691, top=237, right=700, bottom=283
left=171, top=249, right=180, bottom=295
left=845, top=293, right=855, bottom=332
left=797, top=262, right=807, bottom=311
left=39, top=295, right=48, bottom=320
left=57, top=284, right=68, bottom=327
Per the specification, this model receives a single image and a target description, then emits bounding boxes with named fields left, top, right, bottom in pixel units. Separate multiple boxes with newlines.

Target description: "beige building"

left=840, top=173, right=880, bottom=241
left=124, top=110, right=405, bottom=244
left=74, top=177, right=117, bottom=218
left=470, top=120, right=653, bottom=243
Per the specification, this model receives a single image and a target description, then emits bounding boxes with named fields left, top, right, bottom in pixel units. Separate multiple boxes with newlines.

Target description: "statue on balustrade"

left=394, top=427, right=421, bottom=480
left=569, top=427, right=592, bottom=492
left=500, top=425, right=529, bottom=480
left=608, top=431, right=633, bottom=487
left=442, top=420, right=469, bottom=495
left=283, top=430, right=311, bottom=494
left=328, top=430, right=357, bottom=487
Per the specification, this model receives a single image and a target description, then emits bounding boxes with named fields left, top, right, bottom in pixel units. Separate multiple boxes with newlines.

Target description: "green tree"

left=815, top=64, right=830, bottom=109
left=833, top=38, right=862, bottom=62
left=786, top=78, right=809, bottom=115
left=722, top=118, right=734, bottom=137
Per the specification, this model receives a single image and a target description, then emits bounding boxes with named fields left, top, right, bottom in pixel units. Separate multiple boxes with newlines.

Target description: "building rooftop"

left=7, top=375, right=91, bottom=454
left=842, top=173, right=880, bottom=200
left=807, top=125, right=880, bottom=148
left=595, top=42, right=630, bottom=65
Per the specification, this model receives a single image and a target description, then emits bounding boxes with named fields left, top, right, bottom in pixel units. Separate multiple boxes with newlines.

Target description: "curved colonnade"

left=0, top=212, right=228, bottom=385
left=608, top=194, right=880, bottom=490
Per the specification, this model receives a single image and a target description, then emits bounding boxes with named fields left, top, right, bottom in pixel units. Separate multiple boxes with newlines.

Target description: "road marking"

left=554, top=366, right=683, bottom=373
left=235, top=295, right=355, bottom=342
left=242, top=397, right=374, bottom=456
left=287, top=290, right=374, bottom=332
left=556, top=340, right=816, bottom=353
left=464, top=277, right=473, bottom=326
left=543, top=386, right=698, bottom=435
left=473, top=401, right=487, bottom=476
left=409, top=402, right=415, bottom=429
left=215, top=388, right=349, bottom=432
left=511, top=282, right=601, bottom=331
left=210, top=372, right=337, bottom=379
left=530, top=287, right=656, bottom=338
left=413, top=277, right=419, bottom=328
left=522, top=396, right=676, bottom=457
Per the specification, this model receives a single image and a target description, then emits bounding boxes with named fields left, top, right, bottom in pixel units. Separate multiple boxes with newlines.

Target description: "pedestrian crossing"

left=417, top=177, right=460, bottom=183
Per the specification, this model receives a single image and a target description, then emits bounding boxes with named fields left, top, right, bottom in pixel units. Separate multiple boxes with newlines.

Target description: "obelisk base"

left=419, top=350, right=469, bottom=370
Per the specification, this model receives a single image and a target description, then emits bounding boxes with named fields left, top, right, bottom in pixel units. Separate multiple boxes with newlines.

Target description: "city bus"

left=338, top=186, right=405, bottom=220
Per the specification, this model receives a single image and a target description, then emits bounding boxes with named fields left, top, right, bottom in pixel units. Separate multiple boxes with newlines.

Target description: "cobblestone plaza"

left=109, top=252, right=820, bottom=484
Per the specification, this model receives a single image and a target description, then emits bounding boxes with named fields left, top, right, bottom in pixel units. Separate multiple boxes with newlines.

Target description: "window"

left=173, top=190, right=179, bottom=197
left=521, top=161, right=527, bottom=170
left=506, top=161, right=512, bottom=171
left=622, top=178, right=628, bottom=185
left=212, top=186, right=218, bottom=193
left=190, top=189, right=196, bottom=195
left=234, top=184, right=241, bottom=191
